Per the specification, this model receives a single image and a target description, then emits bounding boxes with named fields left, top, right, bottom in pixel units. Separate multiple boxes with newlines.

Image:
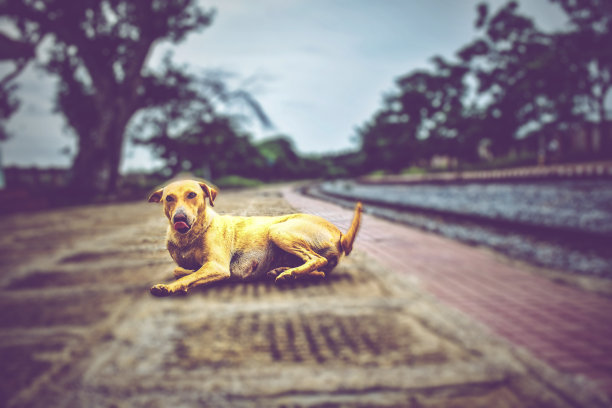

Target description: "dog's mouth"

left=172, top=214, right=191, bottom=234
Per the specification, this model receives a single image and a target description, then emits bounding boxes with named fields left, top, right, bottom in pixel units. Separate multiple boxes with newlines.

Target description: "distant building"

left=569, top=121, right=611, bottom=155
left=430, top=155, right=458, bottom=170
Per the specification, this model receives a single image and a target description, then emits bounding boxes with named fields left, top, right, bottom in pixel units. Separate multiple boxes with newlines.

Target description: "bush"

left=213, top=175, right=264, bottom=189
left=400, top=166, right=426, bottom=175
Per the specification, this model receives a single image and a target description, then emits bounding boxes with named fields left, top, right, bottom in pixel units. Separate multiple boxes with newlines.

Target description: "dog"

left=147, top=180, right=363, bottom=297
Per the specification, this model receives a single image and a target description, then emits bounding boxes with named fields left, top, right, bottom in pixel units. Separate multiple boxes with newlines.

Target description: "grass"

left=213, top=175, right=264, bottom=189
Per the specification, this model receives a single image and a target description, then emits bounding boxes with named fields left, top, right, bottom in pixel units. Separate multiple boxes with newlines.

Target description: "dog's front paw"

left=150, top=284, right=171, bottom=297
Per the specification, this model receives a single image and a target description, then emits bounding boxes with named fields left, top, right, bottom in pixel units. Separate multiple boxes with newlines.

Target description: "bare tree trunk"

left=599, top=87, right=611, bottom=158
left=600, top=120, right=610, bottom=158
left=106, top=119, right=130, bottom=194
left=68, top=81, right=138, bottom=196
left=70, top=135, right=110, bottom=198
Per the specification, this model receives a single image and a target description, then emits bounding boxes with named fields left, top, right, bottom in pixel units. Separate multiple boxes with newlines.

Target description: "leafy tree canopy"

left=0, top=0, right=269, bottom=196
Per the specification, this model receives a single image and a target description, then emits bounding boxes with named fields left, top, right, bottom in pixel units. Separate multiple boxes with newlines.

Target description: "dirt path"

left=0, top=186, right=607, bottom=407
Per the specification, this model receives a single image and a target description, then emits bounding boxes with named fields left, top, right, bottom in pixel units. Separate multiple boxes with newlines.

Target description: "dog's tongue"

left=174, top=221, right=190, bottom=233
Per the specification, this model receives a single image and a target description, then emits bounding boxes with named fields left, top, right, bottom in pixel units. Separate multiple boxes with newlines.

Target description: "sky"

left=0, top=0, right=568, bottom=172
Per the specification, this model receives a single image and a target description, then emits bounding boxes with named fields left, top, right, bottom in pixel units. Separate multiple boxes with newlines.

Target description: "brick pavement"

left=283, top=187, right=612, bottom=399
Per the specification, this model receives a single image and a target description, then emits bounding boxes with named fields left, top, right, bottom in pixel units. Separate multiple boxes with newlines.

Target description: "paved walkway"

left=8, top=188, right=603, bottom=407
left=2, top=186, right=611, bottom=407
left=283, top=188, right=612, bottom=399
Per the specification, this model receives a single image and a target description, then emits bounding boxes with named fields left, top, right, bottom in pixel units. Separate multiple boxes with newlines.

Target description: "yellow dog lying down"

left=148, top=180, right=362, bottom=297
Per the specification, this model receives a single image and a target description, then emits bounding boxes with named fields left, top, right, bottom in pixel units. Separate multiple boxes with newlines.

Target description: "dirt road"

left=0, top=187, right=606, bottom=407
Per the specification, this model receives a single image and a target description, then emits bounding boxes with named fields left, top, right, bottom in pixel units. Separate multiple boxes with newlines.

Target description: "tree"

left=255, top=136, right=329, bottom=180
left=1, top=0, right=213, bottom=195
left=356, top=0, right=612, bottom=169
left=0, top=32, right=36, bottom=140
left=550, top=0, right=612, bottom=156
left=460, top=0, right=612, bottom=159
left=403, top=57, right=472, bottom=161
left=457, top=1, right=561, bottom=157
left=358, top=107, right=415, bottom=172
left=131, top=62, right=271, bottom=181
left=357, top=56, right=472, bottom=172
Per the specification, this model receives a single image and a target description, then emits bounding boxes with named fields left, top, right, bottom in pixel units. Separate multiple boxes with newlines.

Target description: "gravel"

left=316, top=180, right=612, bottom=278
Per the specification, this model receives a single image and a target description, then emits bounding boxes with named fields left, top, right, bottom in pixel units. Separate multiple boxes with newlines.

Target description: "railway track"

left=304, top=179, right=612, bottom=281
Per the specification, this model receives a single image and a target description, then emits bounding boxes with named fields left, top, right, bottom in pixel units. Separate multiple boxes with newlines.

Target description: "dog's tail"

left=341, top=202, right=363, bottom=256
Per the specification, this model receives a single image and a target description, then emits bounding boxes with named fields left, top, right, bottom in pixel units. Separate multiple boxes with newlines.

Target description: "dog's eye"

left=166, top=196, right=174, bottom=202
left=187, top=192, right=197, bottom=199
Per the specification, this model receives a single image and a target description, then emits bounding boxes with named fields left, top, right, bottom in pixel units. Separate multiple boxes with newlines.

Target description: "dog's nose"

left=173, top=213, right=188, bottom=224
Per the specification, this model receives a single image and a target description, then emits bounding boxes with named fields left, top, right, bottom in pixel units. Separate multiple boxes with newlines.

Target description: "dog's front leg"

left=151, top=262, right=230, bottom=297
left=173, top=266, right=194, bottom=279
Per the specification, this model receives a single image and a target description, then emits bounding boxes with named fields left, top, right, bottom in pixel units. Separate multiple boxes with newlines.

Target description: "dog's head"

left=148, top=180, right=217, bottom=234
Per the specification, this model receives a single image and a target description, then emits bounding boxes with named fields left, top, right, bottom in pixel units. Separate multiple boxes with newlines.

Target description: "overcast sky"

left=1, top=0, right=567, bottom=172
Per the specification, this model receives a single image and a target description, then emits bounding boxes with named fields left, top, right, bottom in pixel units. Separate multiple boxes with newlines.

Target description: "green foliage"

left=366, top=170, right=388, bottom=178
left=255, top=136, right=301, bottom=179
left=401, top=166, right=427, bottom=175
left=213, top=175, right=264, bottom=189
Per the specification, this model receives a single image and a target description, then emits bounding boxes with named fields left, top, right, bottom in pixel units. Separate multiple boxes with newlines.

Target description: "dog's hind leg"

left=266, top=267, right=289, bottom=279
left=274, top=253, right=327, bottom=282
left=269, top=234, right=328, bottom=282
left=266, top=266, right=325, bottom=280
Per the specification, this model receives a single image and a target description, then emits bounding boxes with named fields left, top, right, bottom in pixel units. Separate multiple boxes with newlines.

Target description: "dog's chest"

left=176, top=250, right=202, bottom=270
left=168, top=241, right=202, bottom=270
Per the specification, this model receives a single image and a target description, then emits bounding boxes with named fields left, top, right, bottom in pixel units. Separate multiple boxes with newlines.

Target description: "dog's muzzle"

left=172, top=212, right=191, bottom=234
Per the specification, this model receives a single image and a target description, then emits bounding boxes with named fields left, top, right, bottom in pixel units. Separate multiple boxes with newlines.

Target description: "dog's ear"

left=199, top=182, right=217, bottom=207
left=148, top=188, right=163, bottom=203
